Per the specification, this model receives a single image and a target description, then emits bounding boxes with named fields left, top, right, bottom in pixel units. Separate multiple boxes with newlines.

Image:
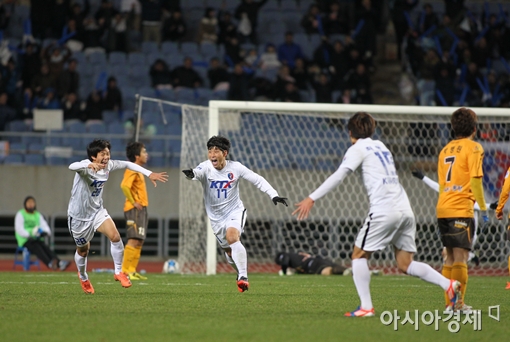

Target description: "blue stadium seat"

left=62, top=137, right=86, bottom=151
left=200, top=42, right=218, bottom=59
left=72, top=51, right=86, bottom=65
left=180, top=42, right=199, bottom=56
left=9, top=143, right=27, bottom=154
left=211, top=89, right=228, bottom=100
left=281, top=1, right=299, bottom=11
left=161, top=41, right=179, bottom=55
left=108, top=122, right=125, bottom=134
left=182, top=0, right=205, bottom=9
left=66, top=121, right=86, bottom=133
left=88, top=51, right=107, bottom=65
left=156, top=88, right=176, bottom=101
left=28, top=143, right=45, bottom=153
left=25, top=154, right=45, bottom=165
left=3, top=154, right=24, bottom=165
left=46, top=156, right=69, bottom=166
left=175, top=88, right=198, bottom=104
left=128, top=52, right=146, bottom=66
left=87, top=122, right=107, bottom=135
left=21, top=135, right=43, bottom=145
left=7, top=120, right=28, bottom=132
left=142, top=41, right=159, bottom=54
left=147, top=52, right=166, bottom=65
left=138, top=86, right=156, bottom=98
left=109, top=51, right=127, bottom=65
left=168, top=53, right=185, bottom=68
left=263, top=0, right=280, bottom=11
left=103, top=110, right=121, bottom=125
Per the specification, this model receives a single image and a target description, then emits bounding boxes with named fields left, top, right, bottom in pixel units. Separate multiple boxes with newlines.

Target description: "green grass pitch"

left=0, top=272, right=508, bottom=342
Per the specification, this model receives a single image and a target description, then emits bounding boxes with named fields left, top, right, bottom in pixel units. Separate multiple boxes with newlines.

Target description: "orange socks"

left=442, top=265, right=452, bottom=306
left=451, top=262, right=468, bottom=302
left=129, top=246, right=142, bottom=274
left=122, top=245, right=136, bottom=274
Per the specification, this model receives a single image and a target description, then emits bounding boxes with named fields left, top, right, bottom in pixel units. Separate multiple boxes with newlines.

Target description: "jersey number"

left=91, top=188, right=102, bottom=197
left=216, top=189, right=227, bottom=198
left=374, top=151, right=395, bottom=175
left=444, top=156, right=456, bottom=182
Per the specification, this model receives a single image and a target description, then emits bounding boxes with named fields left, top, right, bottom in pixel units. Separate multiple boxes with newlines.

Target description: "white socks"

left=352, top=258, right=373, bottom=310
left=225, top=252, right=239, bottom=275
left=229, top=241, right=247, bottom=279
left=110, top=240, right=124, bottom=274
left=407, top=261, right=451, bottom=291
left=75, top=251, right=88, bottom=281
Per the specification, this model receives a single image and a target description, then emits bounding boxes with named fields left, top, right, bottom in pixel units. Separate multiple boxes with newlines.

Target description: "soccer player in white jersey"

left=182, top=135, right=288, bottom=292
left=68, top=139, right=168, bottom=294
left=292, top=112, right=462, bottom=317
left=411, top=169, right=498, bottom=266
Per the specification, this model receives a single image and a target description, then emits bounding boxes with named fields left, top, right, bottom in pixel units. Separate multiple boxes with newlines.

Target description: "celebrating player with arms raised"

left=182, top=135, right=288, bottom=292
left=68, top=139, right=168, bottom=294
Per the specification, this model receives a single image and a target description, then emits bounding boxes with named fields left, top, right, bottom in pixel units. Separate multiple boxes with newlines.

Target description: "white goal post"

left=134, top=95, right=510, bottom=276
left=202, top=101, right=510, bottom=275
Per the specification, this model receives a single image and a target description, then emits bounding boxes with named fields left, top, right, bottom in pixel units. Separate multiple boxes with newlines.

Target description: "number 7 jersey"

left=436, top=138, right=484, bottom=218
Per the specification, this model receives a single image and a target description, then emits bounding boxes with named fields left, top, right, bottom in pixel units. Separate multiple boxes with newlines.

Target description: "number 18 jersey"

left=436, top=138, right=484, bottom=218
left=341, top=138, right=412, bottom=213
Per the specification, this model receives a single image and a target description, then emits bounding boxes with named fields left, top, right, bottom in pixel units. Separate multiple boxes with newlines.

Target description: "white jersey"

left=193, top=160, right=279, bottom=223
left=67, top=159, right=152, bottom=221
left=310, top=138, right=412, bottom=213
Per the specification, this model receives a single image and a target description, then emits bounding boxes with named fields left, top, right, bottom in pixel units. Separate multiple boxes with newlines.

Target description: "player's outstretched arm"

left=411, top=169, right=424, bottom=180
left=148, top=172, right=168, bottom=187
left=182, top=168, right=195, bottom=179
left=272, top=196, right=288, bottom=206
left=292, top=197, right=314, bottom=221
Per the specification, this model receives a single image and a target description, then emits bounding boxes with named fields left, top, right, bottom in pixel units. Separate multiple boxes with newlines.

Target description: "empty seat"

left=66, top=121, right=86, bottom=133
left=25, top=154, right=45, bottom=165
left=9, top=143, right=27, bottom=153
left=161, top=41, right=179, bottom=55
left=142, top=41, right=159, bottom=54
left=103, top=110, right=120, bottom=125
left=6, top=120, right=28, bottom=132
left=200, top=42, right=218, bottom=59
left=28, top=143, right=45, bottom=153
left=147, top=52, right=166, bottom=65
left=88, top=51, right=107, bottom=65
left=87, top=122, right=107, bottom=134
left=3, top=154, right=24, bottom=164
left=180, top=42, right=199, bottom=56
left=109, top=51, right=127, bottom=65
left=128, top=52, right=146, bottom=65
left=46, top=156, right=69, bottom=166
left=108, top=122, right=126, bottom=134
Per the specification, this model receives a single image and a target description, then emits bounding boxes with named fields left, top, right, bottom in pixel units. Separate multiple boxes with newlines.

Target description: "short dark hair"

left=87, top=139, right=111, bottom=161
left=126, top=141, right=145, bottom=162
left=347, top=111, right=376, bottom=139
left=451, top=107, right=477, bottom=138
left=207, top=135, right=230, bottom=153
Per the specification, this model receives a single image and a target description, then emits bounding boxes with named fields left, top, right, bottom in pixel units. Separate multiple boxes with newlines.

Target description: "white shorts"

left=68, top=208, right=111, bottom=247
left=355, top=210, right=417, bottom=253
left=211, top=208, right=247, bottom=249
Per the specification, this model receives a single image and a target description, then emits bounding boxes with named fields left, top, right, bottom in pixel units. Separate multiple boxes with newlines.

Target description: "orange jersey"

left=121, top=169, right=148, bottom=212
left=496, top=167, right=510, bottom=217
left=436, top=138, right=484, bottom=218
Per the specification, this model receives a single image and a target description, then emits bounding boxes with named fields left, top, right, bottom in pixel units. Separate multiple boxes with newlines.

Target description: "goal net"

left=136, top=96, right=510, bottom=276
